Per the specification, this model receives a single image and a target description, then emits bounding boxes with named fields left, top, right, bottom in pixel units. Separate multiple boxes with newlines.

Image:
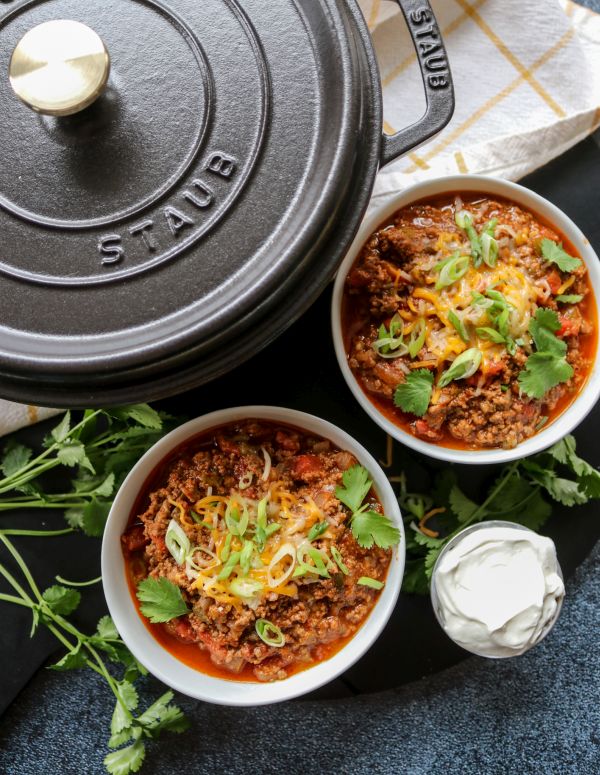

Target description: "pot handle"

left=380, top=0, right=455, bottom=167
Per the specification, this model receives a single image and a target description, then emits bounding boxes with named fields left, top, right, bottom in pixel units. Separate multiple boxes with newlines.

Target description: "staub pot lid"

left=0, top=0, right=453, bottom=407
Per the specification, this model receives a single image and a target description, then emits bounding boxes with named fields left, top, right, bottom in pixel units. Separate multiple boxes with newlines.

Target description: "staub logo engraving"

left=98, top=151, right=237, bottom=266
left=409, top=7, right=450, bottom=90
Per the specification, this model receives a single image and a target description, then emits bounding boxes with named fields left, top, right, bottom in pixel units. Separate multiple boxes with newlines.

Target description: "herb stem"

left=0, top=533, right=44, bottom=602
left=55, top=574, right=102, bottom=587
left=0, top=592, right=32, bottom=608
left=0, top=528, right=75, bottom=537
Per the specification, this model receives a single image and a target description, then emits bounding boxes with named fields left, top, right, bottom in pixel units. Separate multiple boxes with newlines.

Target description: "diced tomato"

left=290, top=454, right=323, bottom=479
left=165, top=616, right=196, bottom=644
left=120, top=525, right=148, bottom=554
left=546, top=270, right=562, bottom=295
left=557, top=314, right=581, bottom=338
left=414, top=420, right=443, bottom=441
left=275, top=429, right=300, bottom=452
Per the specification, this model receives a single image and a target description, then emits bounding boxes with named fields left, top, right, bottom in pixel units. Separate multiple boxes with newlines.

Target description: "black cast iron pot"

left=0, top=0, right=454, bottom=406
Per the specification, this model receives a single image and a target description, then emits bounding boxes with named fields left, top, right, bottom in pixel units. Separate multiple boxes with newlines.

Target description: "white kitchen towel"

left=359, top=0, right=600, bottom=206
left=1, top=0, right=599, bottom=439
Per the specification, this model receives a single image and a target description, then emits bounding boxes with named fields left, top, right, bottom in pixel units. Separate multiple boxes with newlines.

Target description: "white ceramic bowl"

left=102, top=405, right=405, bottom=706
left=331, top=174, right=600, bottom=465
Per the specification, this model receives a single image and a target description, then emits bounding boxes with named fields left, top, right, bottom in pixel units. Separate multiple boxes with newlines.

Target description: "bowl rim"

left=331, top=174, right=600, bottom=465
left=101, top=405, right=405, bottom=706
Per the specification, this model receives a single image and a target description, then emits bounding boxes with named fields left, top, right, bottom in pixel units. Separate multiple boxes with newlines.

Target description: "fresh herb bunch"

left=0, top=405, right=189, bottom=774
left=0, top=405, right=170, bottom=536
left=397, top=434, right=600, bottom=595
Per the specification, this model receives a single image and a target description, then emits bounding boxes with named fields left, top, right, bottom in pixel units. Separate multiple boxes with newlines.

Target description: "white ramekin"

left=331, top=174, right=600, bottom=465
left=102, top=406, right=405, bottom=706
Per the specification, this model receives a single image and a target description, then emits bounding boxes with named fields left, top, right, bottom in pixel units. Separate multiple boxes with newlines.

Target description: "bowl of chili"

left=101, top=406, right=405, bottom=705
left=331, top=175, right=600, bottom=464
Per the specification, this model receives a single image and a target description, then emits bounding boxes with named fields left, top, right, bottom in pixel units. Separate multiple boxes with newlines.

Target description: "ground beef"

left=122, top=421, right=392, bottom=681
left=343, top=194, right=594, bottom=450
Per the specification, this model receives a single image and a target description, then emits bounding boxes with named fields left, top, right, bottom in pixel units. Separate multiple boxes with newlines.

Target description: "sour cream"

left=431, top=523, right=564, bottom=658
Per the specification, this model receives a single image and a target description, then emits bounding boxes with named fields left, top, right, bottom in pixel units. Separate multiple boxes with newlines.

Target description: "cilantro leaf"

left=50, top=412, right=71, bottom=443
left=335, top=465, right=372, bottom=514
left=1, top=441, right=32, bottom=477
left=49, top=642, right=87, bottom=672
left=547, top=435, right=600, bottom=498
left=556, top=294, right=583, bottom=304
left=136, top=578, right=190, bottom=623
left=81, top=498, right=112, bottom=537
left=518, top=352, right=573, bottom=399
left=110, top=681, right=139, bottom=738
left=57, top=441, right=95, bottom=472
left=540, top=238, right=582, bottom=272
left=449, top=485, right=480, bottom=524
left=393, top=369, right=434, bottom=417
left=529, top=308, right=566, bottom=357
left=42, top=585, right=81, bottom=616
left=411, top=529, right=444, bottom=549
left=108, top=404, right=163, bottom=430
left=96, top=615, right=119, bottom=640
left=351, top=509, right=401, bottom=549
left=104, top=739, right=145, bottom=775
left=308, top=521, right=328, bottom=541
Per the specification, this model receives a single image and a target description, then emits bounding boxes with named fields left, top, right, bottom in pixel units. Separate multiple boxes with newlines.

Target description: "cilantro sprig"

left=136, top=578, right=190, bottom=623
left=335, top=465, right=401, bottom=550
left=540, top=238, right=582, bottom=273
left=0, top=405, right=187, bottom=774
left=519, top=308, right=573, bottom=399
left=393, top=369, right=433, bottom=417
left=397, top=433, right=600, bottom=594
left=0, top=406, right=172, bottom=536
left=0, top=532, right=189, bottom=775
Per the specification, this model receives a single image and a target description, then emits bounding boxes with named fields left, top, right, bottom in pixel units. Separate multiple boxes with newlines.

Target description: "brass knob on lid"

left=9, top=20, right=110, bottom=117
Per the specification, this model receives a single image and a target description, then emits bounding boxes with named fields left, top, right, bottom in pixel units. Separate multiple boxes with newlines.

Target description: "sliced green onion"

left=388, top=313, right=404, bottom=338
left=481, top=232, right=499, bottom=268
left=257, top=497, right=268, bottom=529
left=476, top=327, right=505, bottom=344
left=255, top=618, right=285, bottom=648
left=293, top=543, right=330, bottom=578
left=165, top=519, right=191, bottom=566
left=496, top=307, right=510, bottom=337
left=225, top=499, right=249, bottom=536
left=267, top=542, right=296, bottom=588
left=265, top=524, right=281, bottom=537
left=455, top=210, right=482, bottom=265
left=238, top=472, right=253, bottom=490
left=331, top=546, right=349, bottom=575
left=438, top=348, right=482, bottom=388
left=240, top=539, right=255, bottom=576
left=230, top=578, right=263, bottom=600
left=372, top=315, right=408, bottom=359
left=505, top=337, right=517, bottom=356
left=308, top=521, right=328, bottom=542
left=408, top=317, right=426, bottom=358
left=448, top=310, right=469, bottom=343
left=187, top=545, right=218, bottom=571
left=471, top=291, right=494, bottom=309
left=358, top=576, right=384, bottom=590
left=220, top=532, right=233, bottom=562
left=435, top=254, right=470, bottom=290
left=372, top=338, right=409, bottom=359
left=217, top=551, right=241, bottom=581
left=556, top=294, right=583, bottom=304
left=190, top=512, right=214, bottom=529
